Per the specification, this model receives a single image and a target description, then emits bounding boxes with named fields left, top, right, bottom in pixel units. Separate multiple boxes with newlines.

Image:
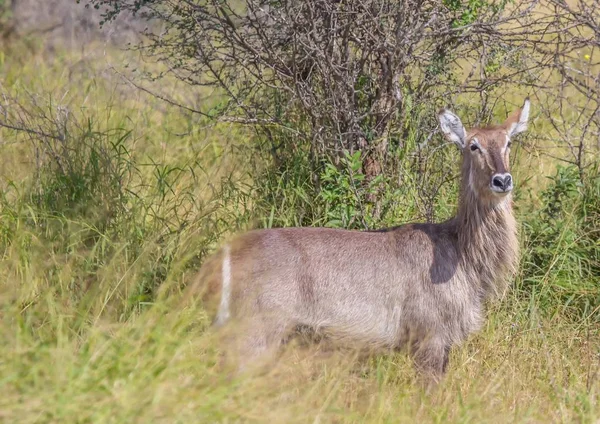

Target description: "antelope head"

left=438, top=99, right=530, bottom=203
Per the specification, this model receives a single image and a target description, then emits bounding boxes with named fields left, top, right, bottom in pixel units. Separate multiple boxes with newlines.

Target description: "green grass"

left=0, top=41, right=599, bottom=423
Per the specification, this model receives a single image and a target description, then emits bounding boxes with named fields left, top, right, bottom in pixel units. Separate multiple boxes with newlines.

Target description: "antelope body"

left=193, top=100, right=530, bottom=379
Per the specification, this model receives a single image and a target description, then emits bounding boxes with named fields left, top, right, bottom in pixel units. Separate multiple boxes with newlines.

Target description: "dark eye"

left=507, top=141, right=512, bottom=148
left=470, top=144, right=479, bottom=152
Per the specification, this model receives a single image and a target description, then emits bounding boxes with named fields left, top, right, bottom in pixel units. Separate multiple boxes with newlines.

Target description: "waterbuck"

left=192, top=99, right=529, bottom=380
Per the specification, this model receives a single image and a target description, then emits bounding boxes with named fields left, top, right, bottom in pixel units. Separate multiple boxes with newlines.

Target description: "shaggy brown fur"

left=189, top=100, right=529, bottom=380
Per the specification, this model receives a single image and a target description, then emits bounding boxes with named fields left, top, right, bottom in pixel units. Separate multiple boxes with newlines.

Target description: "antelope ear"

left=504, top=98, right=530, bottom=137
left=438, top=109, right=467, bottom=149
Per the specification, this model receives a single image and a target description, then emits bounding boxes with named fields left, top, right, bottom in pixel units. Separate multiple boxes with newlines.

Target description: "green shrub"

left=520, top=165, right=600, bottom=321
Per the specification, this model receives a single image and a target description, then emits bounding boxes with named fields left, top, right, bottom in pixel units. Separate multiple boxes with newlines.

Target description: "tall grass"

left=0, top=41, right=599, bottom=423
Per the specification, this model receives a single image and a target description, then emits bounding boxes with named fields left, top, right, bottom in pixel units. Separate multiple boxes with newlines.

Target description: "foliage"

left=1, top=2, right=600, bottom=422
left=80, top=0, right=535, bottom=190
left=320, top=151, right=377, bottom=229
left=520, top=165, right=600, bottom=321
left=0, top=50, right=249, bottom=319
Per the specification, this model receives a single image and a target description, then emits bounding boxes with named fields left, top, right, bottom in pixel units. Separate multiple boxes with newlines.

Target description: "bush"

left=0, top=92, right=245, bottom=319
left=84, top=0, right=533, bottom=188
left=521, top=165, right=600, bottom=321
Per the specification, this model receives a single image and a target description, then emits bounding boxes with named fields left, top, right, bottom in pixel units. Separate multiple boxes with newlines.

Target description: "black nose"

left=492, top=174, right=512, bottom=191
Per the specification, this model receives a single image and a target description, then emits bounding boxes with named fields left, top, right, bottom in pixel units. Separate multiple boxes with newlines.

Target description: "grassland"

left=0, top=38, right=599, bottom=423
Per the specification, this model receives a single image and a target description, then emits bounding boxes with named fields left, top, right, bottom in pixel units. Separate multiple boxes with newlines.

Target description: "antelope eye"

left=507, top=141, right=512, bottom=148
left=470, top=144, right=480, bottom=152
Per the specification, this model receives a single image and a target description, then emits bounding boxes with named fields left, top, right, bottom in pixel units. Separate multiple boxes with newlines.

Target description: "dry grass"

left=0, top=38, right=599, bottom=424
left=1, top=289, right=598, bottom=423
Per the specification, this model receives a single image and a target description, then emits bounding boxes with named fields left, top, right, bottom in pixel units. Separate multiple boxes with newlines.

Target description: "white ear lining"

left=509, top=98, right=530, bottom=136
left=438, top=109, right=467, bottom=148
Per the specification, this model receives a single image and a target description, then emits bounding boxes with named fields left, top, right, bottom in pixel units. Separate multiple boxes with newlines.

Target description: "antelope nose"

left=492, top=174, right=513, bottom=191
